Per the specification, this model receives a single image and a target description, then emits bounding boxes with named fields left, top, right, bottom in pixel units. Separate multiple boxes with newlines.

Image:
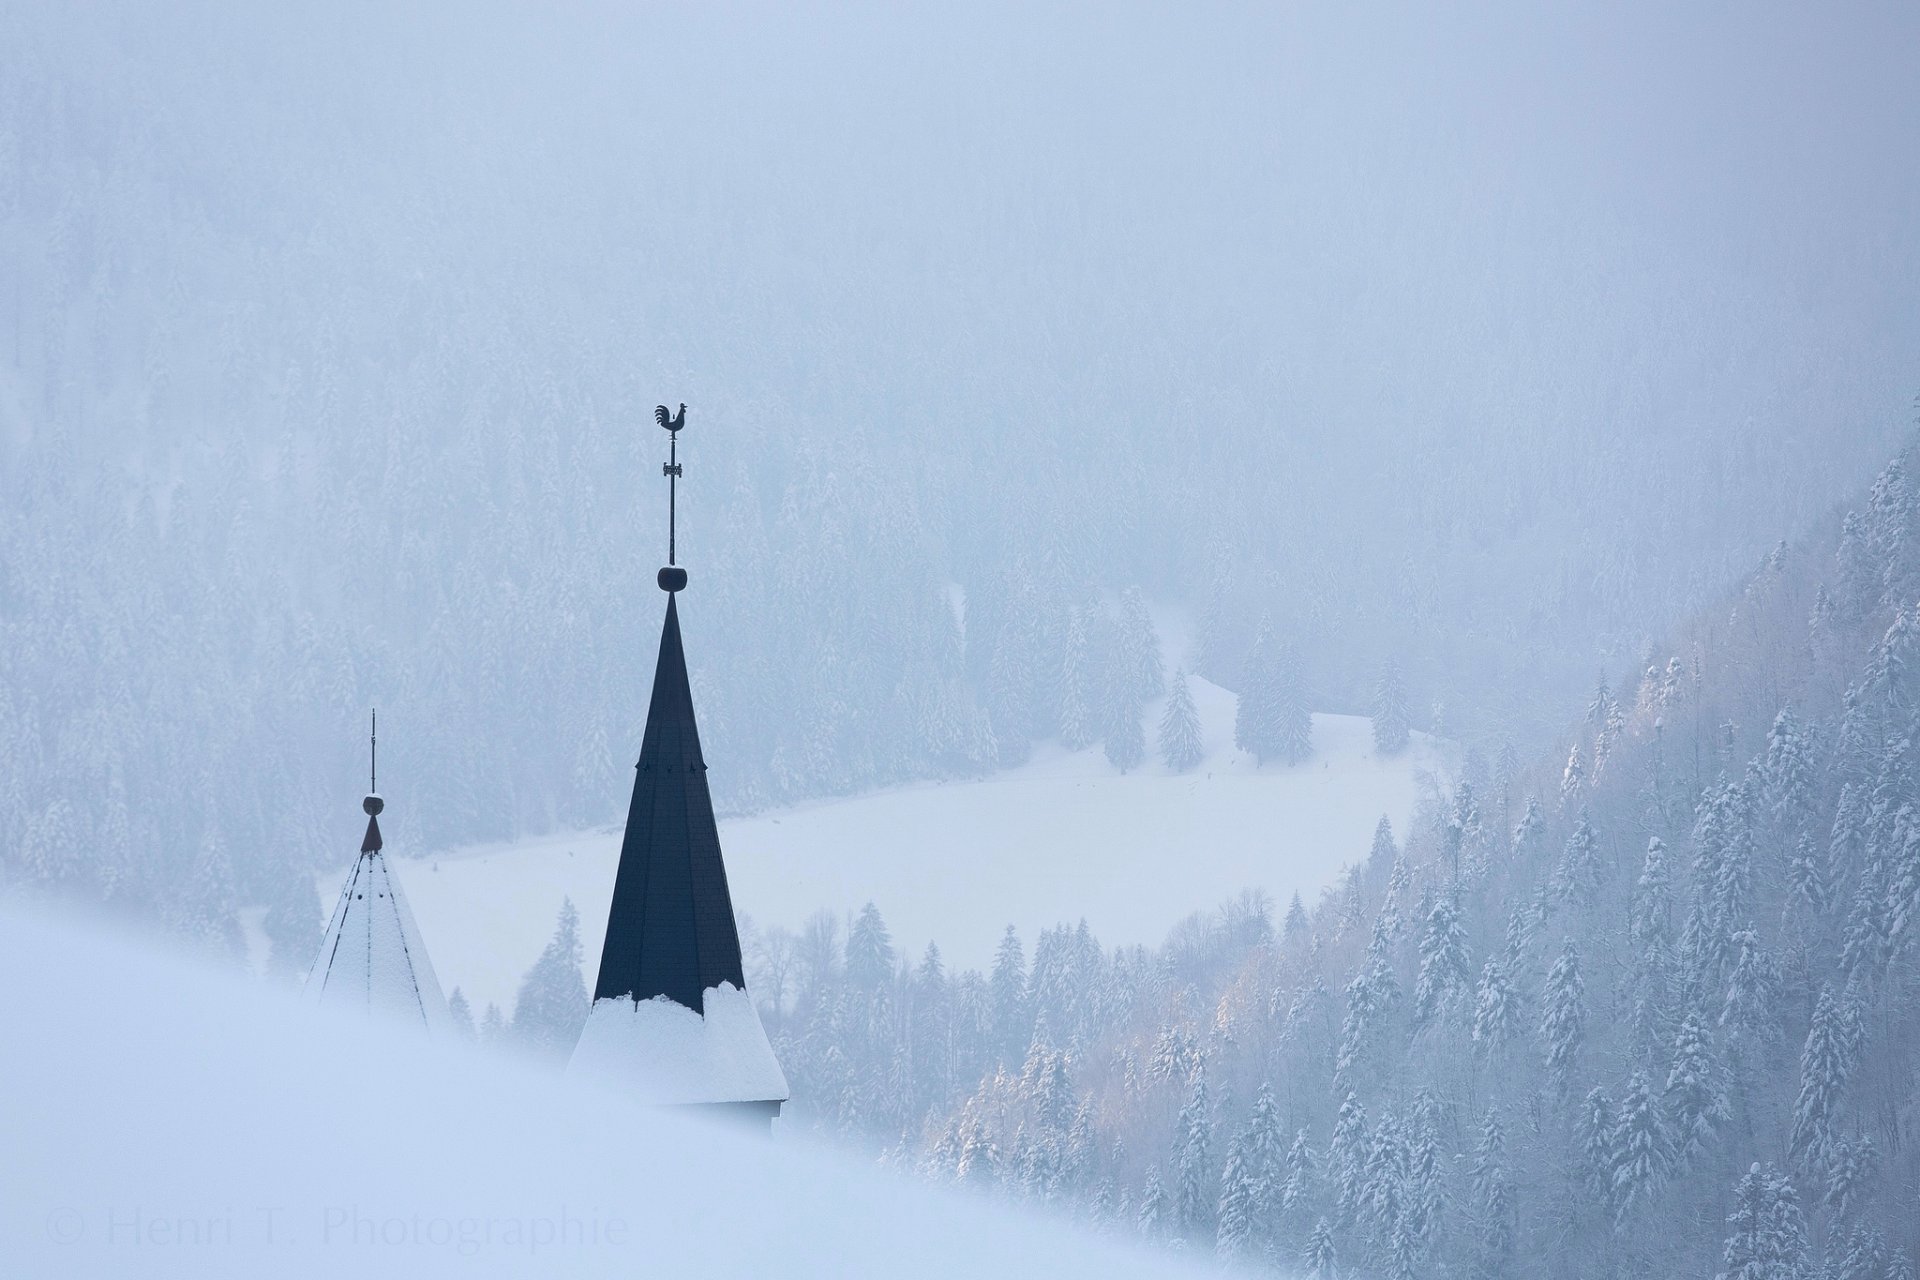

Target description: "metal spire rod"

left=654, top=402, right=688, bottom=592
left=370, top=708, right=377, bottom=794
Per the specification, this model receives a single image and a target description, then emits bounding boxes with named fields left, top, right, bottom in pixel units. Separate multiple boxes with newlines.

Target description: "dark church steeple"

left=590, top=590, right=748, bottom=1012
left=572, top=404, right=787, bottom=1121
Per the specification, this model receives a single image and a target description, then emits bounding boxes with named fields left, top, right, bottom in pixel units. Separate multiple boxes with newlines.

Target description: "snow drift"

left=0, top=897, right=1202, bottom=1278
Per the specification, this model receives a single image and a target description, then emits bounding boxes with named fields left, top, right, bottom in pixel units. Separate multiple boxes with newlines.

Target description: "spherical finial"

left=658, top=566, right=688, bottom=592
left=363, top=794, right=384, bottom=816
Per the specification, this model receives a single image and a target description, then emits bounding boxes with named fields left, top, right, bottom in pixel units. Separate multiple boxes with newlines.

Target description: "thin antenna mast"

left=370, top=708, right=378, bottom=794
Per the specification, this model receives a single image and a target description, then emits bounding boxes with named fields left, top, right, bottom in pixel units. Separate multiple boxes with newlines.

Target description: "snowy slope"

left=0, top=898, right=1208, bottom=1279
left=391, top=677, right=1450, bottom=1013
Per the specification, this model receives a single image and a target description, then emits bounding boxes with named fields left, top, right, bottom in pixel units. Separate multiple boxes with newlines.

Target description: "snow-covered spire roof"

left=305, top=718, right=448, bottom=1034
left=572, top=417, right=785, bottom=1110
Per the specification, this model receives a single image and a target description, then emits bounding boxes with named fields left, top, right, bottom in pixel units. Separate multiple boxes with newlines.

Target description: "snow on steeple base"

left=568, top=982, right=787, bottom=1126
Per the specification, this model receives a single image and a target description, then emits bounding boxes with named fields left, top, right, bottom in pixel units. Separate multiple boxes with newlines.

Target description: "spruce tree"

left=1611, top=1069, right=1665, bottom=1226
left=1236, top=617, right=1279, bottom=762
left=989, top=926, right=1029, bottom=1060
left=1414, top=895, right=1471, bottom=1029
left=1138, top=1167, right=1170, bottom=1239
left=1238, top=1084, right=1287, bottom=1249
left=1372, top=660, right=1412, bottom=756
left=1117, top=586, right=1165, bottom=703
left=1103, top=691, right=1146, bottom=773
left=1471, top=1109, right=1515, bottom=1278
left=846, top=901, right=897, bottom=994
left=1666, top=1013, right=1729, bottom=1166
left=1790, top=985, right=1861, bottom=1174
left=1329, top=1093, right=1370, bottom=1228
left=1215, top=1134, right=1256, bottom=1260
left=1174, top=1070, right=1215, bottom=1241
left=1541, top=939, right=1585, bottom=1096
left=1056, top=607, right=1095, bottom=751
left=1306, top=1217, right=1337, bottom=1280
left=1157, top=669, right=1205, bottom=772
left=1368, top=816, right=1399, bottom=878
left=511, top=897, right=588, bottom=1058
left=1472, top=957, right=1522, bottom=1057
left=1557, top=809, right=1601, bottom=907
left=1716, top=1163, right=1810, bottom=1280
left=1284, top=891, right=1310, bottom=944
left=1275, top=640, right=1314, bottom=764
left=446, top=986, right=475, bottom=1039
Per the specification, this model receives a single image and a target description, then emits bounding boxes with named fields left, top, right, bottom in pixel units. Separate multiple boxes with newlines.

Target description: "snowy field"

left=385, top=674, right=1450, bottom=1013
left=0, top=898, right=1207, bottom=1278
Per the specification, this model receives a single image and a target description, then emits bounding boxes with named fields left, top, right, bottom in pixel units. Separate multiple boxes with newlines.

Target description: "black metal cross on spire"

left=654, top=401, right=688, bottom=592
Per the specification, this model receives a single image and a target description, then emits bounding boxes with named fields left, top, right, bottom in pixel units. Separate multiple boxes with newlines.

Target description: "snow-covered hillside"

left=388, top=679, right=1449, bottom=1012
left=0, top=897, right=1202, bottom=1278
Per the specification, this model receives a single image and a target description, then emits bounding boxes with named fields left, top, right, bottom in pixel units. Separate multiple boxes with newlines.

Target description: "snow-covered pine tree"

left=1472, top=957, right=1522, bottom=1058
left=1835, top=511, right=1877, bottom=622
left=1117, top=587, right=1165, bottom=703
left=1276, top=640, right=1314, bottom=764
left=1281, top=1125, right=1319, bottom=1237
left=1368, top=815, right=1399, bottom=878
left=1057, top=607, right=1095, bottom=751
left=1236, top=617, right=1279, bottom=762
left=1561, top=741, right=1587, bottom=809
left=1470, top=1109, right=1515, bottom=1277
left=446, top=986, right=475, bottom=1038
left=1611, top=1069, right=1666, bottom=1226
left=1174, top=1070, right=1215, bottom=1242
left=1541, top=939, right=1585, bottom=1096
left=1138, top=1167, right=1170, bottom=1239
left=1823, top=1135, right=1879, bottom=1219
left=989, top=926, right=1029, bottom=1062
left=1284, top=891, right=1310, bottom=945
left=1103, top=689, right=1146, bottom=773
left=1558, top=809, right=1601, bottom=907
left=1157, top=669, right=1205, bottom=772
left=1215, top=1133, right=1256, bottom=1259
left=1790, top=985, right=1861, bottom=1174
left=510, top=897, right=588, bottom=1057
left=846, top=901, right=897, bottom=994
left=1306, top=1216, right=1338, bottom=1279
left=1716, top=1162, right=1811, bottom=1280
left=1579, top=1086, right=1617, bottom=1204
left=1666, top=1012, right=1730, bottom=1167
left=1372, top=660, right=1412, bottom=756
left=1237, top=1083, right=1286, bottom=1250
left=1414, top=895, right=1471, bottom=1029
left=1329, top=1092, right=1370, bottom=1228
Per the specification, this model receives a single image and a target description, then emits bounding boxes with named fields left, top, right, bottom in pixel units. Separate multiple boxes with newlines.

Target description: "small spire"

left=361, top=709, right=384, bottom=853
left=654, top=401, right=688, bottom=592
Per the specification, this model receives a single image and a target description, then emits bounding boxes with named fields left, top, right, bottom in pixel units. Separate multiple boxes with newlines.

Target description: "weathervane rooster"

left=655, top=401, right=688, bottom=590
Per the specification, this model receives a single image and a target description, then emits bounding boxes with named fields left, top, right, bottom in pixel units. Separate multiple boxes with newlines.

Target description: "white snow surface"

left=0, top=897, right=1205, bottom=1278
left=570, top=983, right=790, bottom=1105
left=307, top=847, right=450, bottom=1034
left=396, top=678, right=1449, bottom=1011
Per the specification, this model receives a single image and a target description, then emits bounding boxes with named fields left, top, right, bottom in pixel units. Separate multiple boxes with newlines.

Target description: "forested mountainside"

left=1, top=2, right=1909, bottom=951
left=745, top=440, right=1920, bottom=1278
